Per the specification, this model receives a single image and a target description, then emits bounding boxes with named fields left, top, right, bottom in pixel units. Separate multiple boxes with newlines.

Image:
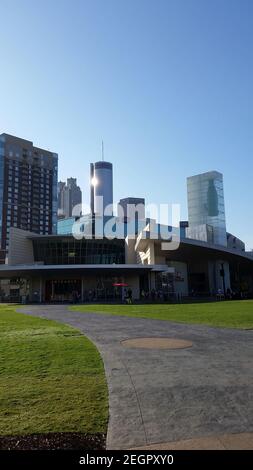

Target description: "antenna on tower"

left=102, top=140, right=104, bottom=161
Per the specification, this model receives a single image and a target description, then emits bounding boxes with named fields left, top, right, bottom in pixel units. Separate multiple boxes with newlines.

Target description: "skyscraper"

left=57, top=178, right=82, bottom=218
left=57, top=181, right=66, bottom=218
left=118, top=197, right=146, bottom=238
left=90, top=161, right=113, bottom=214
left=0, top=133, right=58, bottom=262
left=187, top=170, right=227, bottom=246
left=118, top=197, right=145, bottom=221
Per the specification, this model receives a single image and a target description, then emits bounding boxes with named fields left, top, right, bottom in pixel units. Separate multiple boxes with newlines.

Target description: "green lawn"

left=0, top=305, right=108, bottom=436
left=71, top=300, right=253, bottom=329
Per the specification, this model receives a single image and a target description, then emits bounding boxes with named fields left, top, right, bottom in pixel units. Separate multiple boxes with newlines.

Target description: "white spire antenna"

left=102, top=140, right=104, bottom=161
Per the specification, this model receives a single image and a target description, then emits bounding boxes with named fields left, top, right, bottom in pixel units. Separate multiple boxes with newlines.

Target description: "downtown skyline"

left=0, top=0, right=252, bottom=248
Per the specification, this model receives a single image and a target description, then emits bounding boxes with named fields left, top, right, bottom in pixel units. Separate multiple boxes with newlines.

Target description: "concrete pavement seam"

left=120, top=357, right=148, bottom=446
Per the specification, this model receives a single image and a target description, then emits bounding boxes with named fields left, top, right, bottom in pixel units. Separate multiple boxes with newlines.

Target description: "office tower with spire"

left=90, top=143, right=113, bottom=214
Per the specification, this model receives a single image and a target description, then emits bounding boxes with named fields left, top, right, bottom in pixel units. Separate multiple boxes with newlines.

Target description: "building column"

left=39, top=277, right=43, bottom=303
left=215, top=260, right=231, bottom=293
left=150, top=271, right=156, bottom=290
left=81, top=278, right=85, bottom=302
left=149, top=241, right=155, bottom=264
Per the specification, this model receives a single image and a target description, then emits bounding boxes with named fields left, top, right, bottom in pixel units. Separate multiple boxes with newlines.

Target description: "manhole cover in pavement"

left=121, top=337, right=193, bottom=349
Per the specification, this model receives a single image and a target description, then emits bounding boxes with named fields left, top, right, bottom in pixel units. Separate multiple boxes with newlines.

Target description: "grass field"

left=0, top=304, right=108, bottom=437
left=71, top=300, right=253, bottom=329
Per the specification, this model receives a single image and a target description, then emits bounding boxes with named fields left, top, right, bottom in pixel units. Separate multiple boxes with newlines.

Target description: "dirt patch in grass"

left=0, top=432, right=106, bottom=450
left=121, top=337, right=193, bottom=349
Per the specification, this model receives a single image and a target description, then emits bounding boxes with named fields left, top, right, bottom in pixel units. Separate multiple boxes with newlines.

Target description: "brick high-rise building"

left=0, top=133, right=58, bottom=262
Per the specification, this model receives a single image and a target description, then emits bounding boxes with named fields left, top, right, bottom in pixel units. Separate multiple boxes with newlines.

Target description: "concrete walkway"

left=18, top=305, right=253, bottom=449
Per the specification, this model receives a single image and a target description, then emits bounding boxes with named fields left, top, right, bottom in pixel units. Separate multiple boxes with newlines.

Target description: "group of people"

left=140, top=288, right=181, bottom=303
left=66, top=286, right=250, bottom=304
left=216, top=287, right=248, bottom=301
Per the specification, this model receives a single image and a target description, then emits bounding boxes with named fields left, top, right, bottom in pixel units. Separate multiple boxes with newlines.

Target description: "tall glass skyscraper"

left=187, top=171, right=227, bottom=246
left=90, top=161, right=113, bottom=214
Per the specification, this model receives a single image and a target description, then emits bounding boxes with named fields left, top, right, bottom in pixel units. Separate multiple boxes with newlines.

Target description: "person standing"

left=127, top=288, right=133, bottom=304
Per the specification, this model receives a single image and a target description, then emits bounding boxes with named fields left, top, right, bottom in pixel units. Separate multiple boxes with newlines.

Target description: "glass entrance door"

left=45, top=279, right=81, bottom=302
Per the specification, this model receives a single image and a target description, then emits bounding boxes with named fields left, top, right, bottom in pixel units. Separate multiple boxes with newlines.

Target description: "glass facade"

left=45, top=277, right=126, bottom=302
left=0, top=278, right=30, bottom=302
left=57, top=216, right=77, bottom=234
left=90, top=161, right=113, bottom=214
left=187, top=171, right=227, bottom=246
left=33, top=237, right=125, bottom=265
left=59, top=213, right=142, bottom=239
left=155, top=271, right=175, bottom=298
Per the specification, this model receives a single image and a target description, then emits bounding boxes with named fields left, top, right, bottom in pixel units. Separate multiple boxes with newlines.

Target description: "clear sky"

left=0, top=0, right=252, bottom=248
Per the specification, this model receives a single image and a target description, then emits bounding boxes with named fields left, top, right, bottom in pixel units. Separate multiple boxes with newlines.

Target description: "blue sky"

left=0, top=0, right=252, bottom=247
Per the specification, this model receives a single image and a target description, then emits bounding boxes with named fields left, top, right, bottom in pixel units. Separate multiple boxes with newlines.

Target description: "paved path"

left=18, top=305, right=253, bottom=449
